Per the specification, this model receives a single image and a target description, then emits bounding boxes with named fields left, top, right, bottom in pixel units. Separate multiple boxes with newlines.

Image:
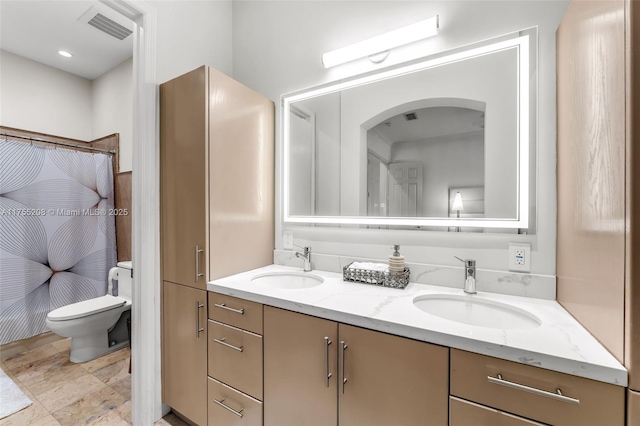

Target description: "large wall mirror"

left=283, top=29, right=537, bottom=230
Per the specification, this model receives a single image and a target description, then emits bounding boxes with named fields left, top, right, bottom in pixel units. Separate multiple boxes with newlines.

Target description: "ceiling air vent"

left=87, top=13, right=133, bottom=40
left=404, top=112, right=418, bottom=121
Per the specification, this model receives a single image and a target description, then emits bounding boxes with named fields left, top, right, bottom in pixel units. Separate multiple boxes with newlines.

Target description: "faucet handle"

left=293, top=243, right=310, bottom=254
left=454, top=256, right=475, bottom=267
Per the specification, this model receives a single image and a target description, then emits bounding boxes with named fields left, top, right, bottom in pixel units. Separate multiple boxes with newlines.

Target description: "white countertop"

left=208, top=264, right=627, bottom=387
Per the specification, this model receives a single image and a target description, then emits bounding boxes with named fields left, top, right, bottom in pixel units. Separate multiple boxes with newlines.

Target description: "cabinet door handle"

left=213, top=337, right=244, bottom=352
left=195, top=246, right=204, bottom=282
left=214, top=303, right=245, bottom=315
left=488, top=374, right=580, bottom=405
left=195, top=302, right=204, bottom=338
left=213, top=398, right=244, bottom=418
left=324, top=336, right=332, bottom=387
left=339, top=340, right=348, bottom=394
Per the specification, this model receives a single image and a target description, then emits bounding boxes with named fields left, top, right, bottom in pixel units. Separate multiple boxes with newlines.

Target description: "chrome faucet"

left=454, top=256, right=476, bottom=294
left=295, top=245, right=312, bottom=272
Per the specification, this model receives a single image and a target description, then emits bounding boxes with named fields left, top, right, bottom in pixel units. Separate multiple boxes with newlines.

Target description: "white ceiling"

left=0, top=0, right=134, bottom=80
left=371, top=107, right=485, bottom=144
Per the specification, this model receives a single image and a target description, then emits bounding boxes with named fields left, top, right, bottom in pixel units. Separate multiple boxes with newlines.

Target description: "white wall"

left=233, top=1, right=569, bottom=276
left=152, top=0, right=233, bottom=84
left=0, top=50, right=92, bottom=140
left=92, top=58, right=133, bottom=172
left=391, top=132, right=484, bottom=218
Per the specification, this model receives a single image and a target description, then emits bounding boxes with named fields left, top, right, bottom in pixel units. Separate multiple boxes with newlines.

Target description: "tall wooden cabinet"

left=263, top=306, right=449, bottom=426
left=160, top=66, right=274, bottom=424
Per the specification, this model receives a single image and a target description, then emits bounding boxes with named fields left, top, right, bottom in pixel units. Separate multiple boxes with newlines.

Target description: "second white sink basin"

left=413, top=294, right=541, bottom=330
left=251, top=271, right=324, bottom=289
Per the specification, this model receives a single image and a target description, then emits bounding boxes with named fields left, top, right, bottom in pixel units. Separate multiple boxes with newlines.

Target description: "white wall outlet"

left=283, top=231, right=294, bottom=250
left=508, top=243, right=531, bottom=272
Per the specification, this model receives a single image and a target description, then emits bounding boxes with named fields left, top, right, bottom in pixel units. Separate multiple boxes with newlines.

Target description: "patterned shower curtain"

left=0, top=138, right=117, bottom=345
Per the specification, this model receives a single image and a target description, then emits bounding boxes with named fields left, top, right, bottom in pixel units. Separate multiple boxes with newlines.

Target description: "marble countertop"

left=208, top=264, right=627, bottom=387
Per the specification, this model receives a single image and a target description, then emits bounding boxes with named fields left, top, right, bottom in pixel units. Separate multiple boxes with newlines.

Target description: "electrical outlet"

left=508, top=243, right=531, bottom=272
left=283, top=231, right=294, bottom=250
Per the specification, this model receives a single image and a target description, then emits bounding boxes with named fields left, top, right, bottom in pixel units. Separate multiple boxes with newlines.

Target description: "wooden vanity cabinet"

left=263, top=306, right=449, bottom=426
left=450, top=349, right=625, bottom=426
left=208, top=293, right=264, bottom=426
left=162, top=281, right=208, bottom=426
left=160, top=65, right=274, bottom=425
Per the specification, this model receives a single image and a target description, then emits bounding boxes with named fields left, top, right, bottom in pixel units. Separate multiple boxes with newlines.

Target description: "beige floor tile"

left=114, top=401, right=131, bottom=424
left=51, top=386, right=125, bottom=426
left=80, top=347, right=130, bottom=374
left=92, top=358, right=130, bottom=386
left=109, top=375, right=131, bottom=401
left=50, top=339, right=70, bottom=354
left=15, top=352, right=88, bottom=397
left=0, top=398, right=50, bottom=426
left=37, top=374, right=108, bottom=413
left=3, top=344, right=59, bottom=374
left=156, top=413, right=191, bottom=426
left=86, top=411, right=130, bottom=426
left=22, top=414, right=61, bottom=426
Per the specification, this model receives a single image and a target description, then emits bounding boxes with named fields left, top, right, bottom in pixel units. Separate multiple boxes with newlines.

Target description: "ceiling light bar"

left=58, top=50, right=73, bottom=58
left=321, top=15, right=439, bottom=68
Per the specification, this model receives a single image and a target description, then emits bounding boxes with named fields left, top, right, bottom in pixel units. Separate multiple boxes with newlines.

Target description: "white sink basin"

left=413, top=294, right=541, bottom=330
left=251, top=272, right=324, bottom=289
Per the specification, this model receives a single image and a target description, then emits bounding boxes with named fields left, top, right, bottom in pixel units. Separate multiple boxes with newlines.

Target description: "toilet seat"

left=47, top=295, right=126, bottom=321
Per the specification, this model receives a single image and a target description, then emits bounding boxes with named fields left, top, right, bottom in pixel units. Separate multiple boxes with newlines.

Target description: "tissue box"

left=343, top=262, right=410, bottom=289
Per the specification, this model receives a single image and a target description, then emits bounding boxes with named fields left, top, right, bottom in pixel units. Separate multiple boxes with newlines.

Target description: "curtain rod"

left=0, top=132, right=116, bottom=155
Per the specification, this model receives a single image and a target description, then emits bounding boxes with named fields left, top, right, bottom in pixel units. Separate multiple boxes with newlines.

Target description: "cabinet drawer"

left=450, top=349, right=624, bottom=426
left=208, top=293, right=263, bottom=334
left=208, top=320, right=263, bottom=400
left=208, top=377, right=262, bottom=426
left=450, top=396, right=544, bottom=426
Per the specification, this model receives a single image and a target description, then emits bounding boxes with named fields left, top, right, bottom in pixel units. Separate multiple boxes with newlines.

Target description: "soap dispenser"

left=389, top=245, right=405, bottom=274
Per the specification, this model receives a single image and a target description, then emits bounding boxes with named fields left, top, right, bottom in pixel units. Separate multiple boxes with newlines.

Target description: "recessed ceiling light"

left=58, top=50, right=72, bottom=58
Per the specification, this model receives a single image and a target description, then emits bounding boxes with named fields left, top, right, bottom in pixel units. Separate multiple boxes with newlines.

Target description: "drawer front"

left=450, top=396, right=544, bottom=426
left=208, top=293, right=263, bottom=334
left=208, top=377, right=262, bottom=426
left=450, top=349, right=625, bottom=426
left=208, top=320, right=263, bottom=400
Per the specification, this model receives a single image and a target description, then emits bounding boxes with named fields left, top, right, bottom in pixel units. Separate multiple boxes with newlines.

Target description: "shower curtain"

left=0, top=138, right=117, bottom=345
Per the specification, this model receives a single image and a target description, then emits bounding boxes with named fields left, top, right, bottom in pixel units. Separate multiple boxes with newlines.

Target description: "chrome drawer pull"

left=324, top=336, right=332, bottom=387
left=339, top=341, right=348, bottom=394
left=195, top=246, right=204, bottom=282
left=488, top=374, right=580, bottom=405
left=214, top=398, right=244, bottom=418
left=195, top=302, right=204, bottom=338
left=214, top=303, right=245, bottom=315
left=214, top=337, right=244, bottom=352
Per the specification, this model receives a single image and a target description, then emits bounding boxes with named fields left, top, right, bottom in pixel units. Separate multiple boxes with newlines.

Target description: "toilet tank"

left=117, top=261, right=133, bottom=301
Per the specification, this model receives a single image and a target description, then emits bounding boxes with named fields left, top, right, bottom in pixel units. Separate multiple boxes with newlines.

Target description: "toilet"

left=46, top=261, right=133, bottom=363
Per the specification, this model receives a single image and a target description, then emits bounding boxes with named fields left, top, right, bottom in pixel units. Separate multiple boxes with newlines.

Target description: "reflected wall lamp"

left=452, top=191, right=464, bottom=232
left=321, top=15, right=439, bottom=68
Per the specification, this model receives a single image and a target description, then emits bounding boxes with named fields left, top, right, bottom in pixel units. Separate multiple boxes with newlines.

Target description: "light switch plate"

left=508, top=243, right=531, bottom=272
left=283, top=231, right=294, bottom=250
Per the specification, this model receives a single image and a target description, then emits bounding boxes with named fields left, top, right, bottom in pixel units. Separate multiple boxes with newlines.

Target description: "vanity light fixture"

left=58, top=50, right=73, bottom=58
left=321, top=15, right=439, bottom=68
left=452, top=192, right=464, bottom=232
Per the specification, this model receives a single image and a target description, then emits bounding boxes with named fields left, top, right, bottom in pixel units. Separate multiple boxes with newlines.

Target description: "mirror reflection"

left=284, top=33, right=532, bottom=229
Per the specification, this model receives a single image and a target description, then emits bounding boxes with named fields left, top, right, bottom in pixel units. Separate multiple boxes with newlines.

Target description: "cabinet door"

left=338, top=324, right=448, bottom=426
left=264, top=306, right=338, bottom=426
left=162, top=281, right=207, bottom=425
left=450, top=396, right=545, bottom=426
left=160, top=66, right=208, bottom=289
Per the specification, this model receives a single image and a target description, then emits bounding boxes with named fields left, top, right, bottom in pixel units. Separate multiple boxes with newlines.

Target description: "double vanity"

left=204, top=264, right=626, bottom=426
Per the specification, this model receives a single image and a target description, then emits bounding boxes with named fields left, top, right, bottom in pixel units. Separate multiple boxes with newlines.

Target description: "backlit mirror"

left=283, top=30, right=536, bottom=230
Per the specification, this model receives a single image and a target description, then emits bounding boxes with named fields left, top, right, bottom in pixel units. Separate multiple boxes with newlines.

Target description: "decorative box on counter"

left=342, top=262, right=410, bottom=289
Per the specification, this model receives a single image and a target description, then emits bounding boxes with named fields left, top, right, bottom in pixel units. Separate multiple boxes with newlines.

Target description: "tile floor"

left=0, top=338, right=188, bottom=426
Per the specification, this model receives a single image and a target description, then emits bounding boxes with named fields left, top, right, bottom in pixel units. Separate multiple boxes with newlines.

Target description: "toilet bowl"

left=46, top=261, right=133, bottom=363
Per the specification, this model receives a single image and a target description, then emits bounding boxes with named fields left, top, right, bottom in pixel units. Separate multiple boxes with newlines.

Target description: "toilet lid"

left=48, top=295, right=126, bottom=321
